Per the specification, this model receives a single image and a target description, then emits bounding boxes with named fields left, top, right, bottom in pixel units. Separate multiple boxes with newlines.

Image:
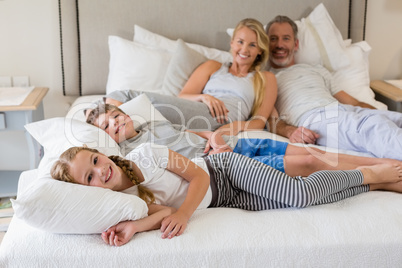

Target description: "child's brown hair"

left=86, top=103, right=126, bottom=126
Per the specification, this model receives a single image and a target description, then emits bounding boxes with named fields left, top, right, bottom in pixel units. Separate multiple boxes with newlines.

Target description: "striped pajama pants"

left=205, top=152, right=369, bottom=210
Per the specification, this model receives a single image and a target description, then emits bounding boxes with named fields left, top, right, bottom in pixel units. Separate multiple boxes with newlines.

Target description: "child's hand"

left=102, top=221, right=137, bottom=246
left=204, top=132, right=232, bottom=154
left=204, top=140, right=212, bottom=154
left=160, top=211, right=189, bottom=239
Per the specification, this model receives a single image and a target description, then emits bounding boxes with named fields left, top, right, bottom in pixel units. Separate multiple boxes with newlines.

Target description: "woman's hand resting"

left=200, top=94, right=229, bottom=124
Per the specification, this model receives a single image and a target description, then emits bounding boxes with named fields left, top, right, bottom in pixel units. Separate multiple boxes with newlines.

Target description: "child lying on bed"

left=51, top=143, right=402, bottom=246
left=86, top=102, right=402, bottom=177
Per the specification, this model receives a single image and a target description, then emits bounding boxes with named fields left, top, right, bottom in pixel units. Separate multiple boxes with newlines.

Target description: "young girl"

left=51, top=143, right=402, bottom=246
left=87, top=102, right=402, bottom=177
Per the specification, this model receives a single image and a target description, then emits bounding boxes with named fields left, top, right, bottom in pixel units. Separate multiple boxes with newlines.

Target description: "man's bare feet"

left=357, top=164, right=402, bottom=185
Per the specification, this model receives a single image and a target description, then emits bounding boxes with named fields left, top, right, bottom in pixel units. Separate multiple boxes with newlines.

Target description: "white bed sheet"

left=1, top=168, right=402, bottom=267
left=1, top=95, right=401, bottom=267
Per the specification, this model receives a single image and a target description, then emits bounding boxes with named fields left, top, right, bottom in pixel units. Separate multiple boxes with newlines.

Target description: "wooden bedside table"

left=370, top=80, right=402, bottom=112
left=0, top=87, right=48, bottom=198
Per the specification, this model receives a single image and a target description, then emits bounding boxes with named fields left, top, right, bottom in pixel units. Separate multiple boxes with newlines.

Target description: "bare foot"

left=357, top=164, right=402, bottom=184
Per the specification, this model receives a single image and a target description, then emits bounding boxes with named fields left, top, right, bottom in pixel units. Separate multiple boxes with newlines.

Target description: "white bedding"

left=1, top=169, right=402, bottom=267
left=4, top=96, right=400, bottom=267
left=1, top=1, right=399, bottom=265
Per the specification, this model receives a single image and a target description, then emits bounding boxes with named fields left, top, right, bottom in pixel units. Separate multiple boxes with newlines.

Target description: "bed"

left=1, top=0, right=402, bottom=267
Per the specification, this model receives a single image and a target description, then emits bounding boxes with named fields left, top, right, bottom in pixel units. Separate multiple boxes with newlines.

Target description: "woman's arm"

left=159, top=149, right=210, bottom=238
left=178, top=60, right=228, bottom=123
left=178, top=60, right=221, bottom=101
left=101, top=204, right=177, bottom=246
left=214, top=71, right=278, bottom=136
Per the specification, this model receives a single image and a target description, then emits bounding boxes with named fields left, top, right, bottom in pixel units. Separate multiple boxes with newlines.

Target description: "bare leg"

left=284, top=145, right=401, bottom=177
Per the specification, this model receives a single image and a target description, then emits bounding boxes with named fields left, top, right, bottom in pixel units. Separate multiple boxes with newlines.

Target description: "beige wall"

left=0, top=0, right=401, bottom=118
left=0, top=0, right=74, bottom=118
left=366, top=0, right=402, bottom=80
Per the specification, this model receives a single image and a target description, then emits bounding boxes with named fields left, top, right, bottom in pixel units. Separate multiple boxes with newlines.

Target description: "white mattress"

left=1, top=168, right=402, bottom=267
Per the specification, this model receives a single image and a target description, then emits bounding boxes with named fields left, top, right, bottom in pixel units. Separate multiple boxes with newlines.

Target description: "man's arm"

left=334, top=90, right=376, bottom=109
left=266, top=108, right=319, bottom=144
left=268, top=115, right=319, bottom=144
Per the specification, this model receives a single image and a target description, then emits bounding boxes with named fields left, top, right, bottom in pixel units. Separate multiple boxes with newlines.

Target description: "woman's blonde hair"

left=51, top=146, right=155, bottom=204
left=231, top=18, right=269, bottom=117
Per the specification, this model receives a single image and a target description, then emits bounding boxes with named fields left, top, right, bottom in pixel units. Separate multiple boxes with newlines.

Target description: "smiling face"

left=267, top=22, right=299, bottom=68
left=94, top=109, right=137, bottom=143
left=230, top=26, right=262, bottom=67
left=68, top=149, right=133, bottom=191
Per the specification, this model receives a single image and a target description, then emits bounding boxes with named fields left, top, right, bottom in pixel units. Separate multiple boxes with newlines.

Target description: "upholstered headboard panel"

left=59, top=0, right=368, bottom=96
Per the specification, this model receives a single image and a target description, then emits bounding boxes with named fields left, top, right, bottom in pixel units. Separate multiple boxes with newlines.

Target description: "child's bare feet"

left=357, top=164, right=402, bottom=185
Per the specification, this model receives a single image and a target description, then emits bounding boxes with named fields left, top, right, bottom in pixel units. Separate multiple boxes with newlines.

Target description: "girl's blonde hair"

left=51, top=146, right=155, bottom=204
left=231, top=18, right=269, bottom=117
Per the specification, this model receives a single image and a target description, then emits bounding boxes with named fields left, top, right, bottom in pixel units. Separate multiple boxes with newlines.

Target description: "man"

left=265, top=15, right=402, bottom=160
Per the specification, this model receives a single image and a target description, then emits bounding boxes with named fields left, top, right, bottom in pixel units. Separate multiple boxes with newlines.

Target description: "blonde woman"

left=178, top=18, right=276, bottom=135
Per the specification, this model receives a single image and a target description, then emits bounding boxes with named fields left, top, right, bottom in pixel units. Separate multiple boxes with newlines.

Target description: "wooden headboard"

left=59, top=0, right=368, bottom=96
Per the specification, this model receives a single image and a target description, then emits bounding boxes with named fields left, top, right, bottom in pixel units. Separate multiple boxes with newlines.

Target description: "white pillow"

left=294, top=3, right=350, bottom=72
left=161, top=39, right=208, bottom=96
left=65, top=93, right=167, bottom=127
left=12, top=174, right=147, bottom=234
left=65, top=95, right=104, bottom=122
left=119, top=93, right=168, bottom=127
left=227, top=4, right=349, bottom=72
left=25, top=117, right=121, bottom=172
left=20, top=117, right=149, bottom=234
left=28, top=95, right=167, bottom=170
left=106, top=35, right=171, bottom=94
left=333, top=41, right=387, bottom=110
left=134, top=24, right=232, bottom=64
